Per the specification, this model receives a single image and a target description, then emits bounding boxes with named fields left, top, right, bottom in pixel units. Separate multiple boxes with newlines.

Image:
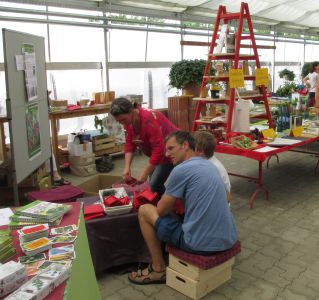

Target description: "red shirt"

left=124, top=108, right=178, bottom=165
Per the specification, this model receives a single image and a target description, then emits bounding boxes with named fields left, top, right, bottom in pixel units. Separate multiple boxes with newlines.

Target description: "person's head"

left=110, top=97, right=135, bottom=125
left=193, top=131, right=216, bottom=159
left=312, top=61, right=319, bottom=73
left=165, top=130, right=195, bottom=165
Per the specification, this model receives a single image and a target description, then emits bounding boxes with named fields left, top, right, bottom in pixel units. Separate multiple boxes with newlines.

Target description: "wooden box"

left=166, top=256, right=235, bottom=300
left=93, top=144, right=124, bottom=156
left=92, top=135, right=115, bottom=152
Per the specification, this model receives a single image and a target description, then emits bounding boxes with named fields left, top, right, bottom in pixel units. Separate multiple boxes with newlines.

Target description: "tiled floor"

left=66, top=148, right=319, bottom=300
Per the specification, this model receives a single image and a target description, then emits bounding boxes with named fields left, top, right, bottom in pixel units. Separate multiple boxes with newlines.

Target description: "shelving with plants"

left=191, top=2, right=273, bottom=137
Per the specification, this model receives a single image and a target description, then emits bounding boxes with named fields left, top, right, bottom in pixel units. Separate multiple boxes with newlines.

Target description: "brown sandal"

left=128, top=264, right=166, bottom=285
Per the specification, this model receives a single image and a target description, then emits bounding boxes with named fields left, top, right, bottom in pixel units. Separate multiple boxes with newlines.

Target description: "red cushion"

left=166, top=240, right=241, bottom=270
left=27, top=185, right=84, bottom=203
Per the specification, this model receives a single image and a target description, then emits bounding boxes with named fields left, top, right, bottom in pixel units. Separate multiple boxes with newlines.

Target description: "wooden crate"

left=93, top=143, right=124, bottom=156
left=166, top=256, right=235, bottom=300
left=92, top=135, right=115, bottom=152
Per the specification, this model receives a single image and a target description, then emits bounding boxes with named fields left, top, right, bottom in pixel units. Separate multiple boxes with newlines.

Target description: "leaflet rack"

left=192, top=2, right=273, bottom=136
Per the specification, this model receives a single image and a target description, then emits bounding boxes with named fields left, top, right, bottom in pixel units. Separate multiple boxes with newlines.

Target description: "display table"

left=77, top=196, right=150, bottom=273
left=49, top=104, right=111, bottom=166
left=0, top=202, right=101, bottom=300
left=216, top=136, right=319, bottom=208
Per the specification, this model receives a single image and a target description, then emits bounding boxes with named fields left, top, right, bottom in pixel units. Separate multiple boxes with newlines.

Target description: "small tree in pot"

left=278, top=68, right=295, bottom=81
left=169, top=59, right=214, bottom=96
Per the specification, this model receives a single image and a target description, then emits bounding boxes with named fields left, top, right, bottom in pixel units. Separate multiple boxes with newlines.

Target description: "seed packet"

left=18, top=253, right=46, bottom=264
left=50, top=225, right=77, bottom=235
left=38, top=260, right=71, bottom=270
left=50, top=235, right=77, bottom=244
left=21, top=237, right=51, bottom=252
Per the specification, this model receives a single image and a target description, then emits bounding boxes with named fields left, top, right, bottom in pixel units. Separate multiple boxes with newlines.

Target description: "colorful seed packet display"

left=50, top=235, right=77, bottom=244
left=48, top=245, right=75, bottom=261
left=20, top=237, right=52, bottom=256
left=18, top=224, right=49, bottom=243
left=18, top=253, right=46, bottom=264
left=50, top=225, right=77, bottom=236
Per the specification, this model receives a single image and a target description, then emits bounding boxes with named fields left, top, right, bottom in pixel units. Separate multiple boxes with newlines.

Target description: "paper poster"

left=22, top=43, right=38, bottom=102
left=255, top=68, right=269, bottom=86
left=25, top=102, right=41, bottom=158
left=229, top=69, right=245, bottom=88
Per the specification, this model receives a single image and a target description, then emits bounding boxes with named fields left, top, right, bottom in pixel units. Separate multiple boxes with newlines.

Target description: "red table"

left=216, top=136, right=319, bottom=208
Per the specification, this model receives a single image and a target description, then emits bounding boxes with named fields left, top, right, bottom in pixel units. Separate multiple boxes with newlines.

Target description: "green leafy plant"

left=169, top=59, right=214, bottom=89
left=275, top=82, right=296, bottom=97
left=278, top=69, right=295, bottom=81
left=94, top=115, right=104, bottom=133
left=301, top=62, right=312, bottom=78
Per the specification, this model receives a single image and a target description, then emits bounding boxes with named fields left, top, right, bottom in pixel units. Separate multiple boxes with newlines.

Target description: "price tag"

left=255, top=68, right=269, bottom=86
left=290, top=126, right=304, bottom=137
left=261, top=128, right=276, bottom=139
left=229, top=69, right=245, bottom=88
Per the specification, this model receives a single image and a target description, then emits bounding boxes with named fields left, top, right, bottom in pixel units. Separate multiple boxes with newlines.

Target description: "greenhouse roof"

left=5, top=0, right=319, bottom=35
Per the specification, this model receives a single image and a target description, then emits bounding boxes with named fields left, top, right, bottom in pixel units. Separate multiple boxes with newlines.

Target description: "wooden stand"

left=167, top=255, right=235, bottom=300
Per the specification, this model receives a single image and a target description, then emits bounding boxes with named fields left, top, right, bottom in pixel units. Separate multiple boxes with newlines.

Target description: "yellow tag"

left=261, top=128, right=276, bottom=139
left=229, top=69, right=245, bottom=88
left=255, top=68, right=269, bottom=86
left=291, top=126, right=304, bottom=137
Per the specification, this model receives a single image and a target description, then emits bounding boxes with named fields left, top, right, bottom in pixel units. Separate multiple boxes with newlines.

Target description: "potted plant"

left=301, top=62, right=312, bottom=79
left=278, top=69, right=295, bottom=81
left=275, top=82, right=297, bottom=98
left=169, top=59, right=214, bottom=96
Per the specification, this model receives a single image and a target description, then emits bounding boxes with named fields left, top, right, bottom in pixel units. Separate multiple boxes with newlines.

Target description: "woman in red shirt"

left=110, top=97, right=178, bottom=196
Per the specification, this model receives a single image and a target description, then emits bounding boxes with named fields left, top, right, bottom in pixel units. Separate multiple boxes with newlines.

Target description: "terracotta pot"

left=182, top=84, right=201, bottom=97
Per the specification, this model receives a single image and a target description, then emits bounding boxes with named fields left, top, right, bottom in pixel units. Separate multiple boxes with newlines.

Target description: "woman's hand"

left=122, top=169, right=133, bottom=182
left=136, top=173, right=148, bottom=183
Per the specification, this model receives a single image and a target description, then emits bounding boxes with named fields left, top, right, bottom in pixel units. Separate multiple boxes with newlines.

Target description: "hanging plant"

left=278, top=69, right=295, bottom=81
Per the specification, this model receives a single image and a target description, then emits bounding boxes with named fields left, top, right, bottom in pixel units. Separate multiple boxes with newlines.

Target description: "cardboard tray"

left=99, top=187, right=132, bottom=216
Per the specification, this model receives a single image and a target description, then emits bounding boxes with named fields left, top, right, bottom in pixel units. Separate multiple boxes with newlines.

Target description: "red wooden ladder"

left=192, top=2, right=273, bottom=136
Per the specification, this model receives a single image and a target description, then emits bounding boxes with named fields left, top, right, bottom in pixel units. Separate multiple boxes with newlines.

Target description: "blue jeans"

left=149, top=163, right=174, bottom=197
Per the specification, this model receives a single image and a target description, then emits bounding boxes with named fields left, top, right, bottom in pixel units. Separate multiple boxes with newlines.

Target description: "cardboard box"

left=70, top=164, right=97, bottom=177
left=69, top=153, right=95, bottom=166
left=68, top=142, right=92, bottom=156
left=76, top=174, right=122, bottom=195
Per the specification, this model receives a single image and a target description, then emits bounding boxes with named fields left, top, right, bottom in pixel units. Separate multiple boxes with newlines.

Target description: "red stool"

left=166, top=240, right=241, bottom=300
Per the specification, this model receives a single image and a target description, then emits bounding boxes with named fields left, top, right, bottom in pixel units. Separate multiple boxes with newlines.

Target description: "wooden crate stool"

left=166, top=240, right=241, bottom=300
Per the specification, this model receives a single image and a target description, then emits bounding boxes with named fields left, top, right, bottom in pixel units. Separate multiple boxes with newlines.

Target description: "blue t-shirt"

left=166, top=157, right=237, bottom=252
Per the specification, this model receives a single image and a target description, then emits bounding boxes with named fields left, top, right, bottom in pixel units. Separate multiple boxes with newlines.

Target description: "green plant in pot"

left=278, top=69, right=295, bottom=81
left=301, top=62, right=312, bottom=79
left=275, top=82, right=296, bottom=97
left=169, top=59, right=214, bottom=96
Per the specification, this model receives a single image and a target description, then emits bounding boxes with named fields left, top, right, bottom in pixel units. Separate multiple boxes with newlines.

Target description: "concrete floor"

left=65, top=147, right=319, bottom=300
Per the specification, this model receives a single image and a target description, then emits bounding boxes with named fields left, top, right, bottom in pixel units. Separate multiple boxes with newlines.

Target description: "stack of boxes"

left=68, top=136, right=97, bottom=177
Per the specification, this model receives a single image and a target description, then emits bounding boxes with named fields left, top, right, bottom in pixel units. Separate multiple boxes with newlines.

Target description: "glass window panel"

left=275, top=40, right=304, bottom=62
left=0, top=21, right=48, bottom=62
left=182, top=33, right=210, bottom=60
left=49, top=25, right=104, bottom=62
left=47, top=70, right=104, bottom=134
left=108, top=29, right=146, bottom=62
left=305, top=44, right=319, bottom=62
left=273, top=65, right=301, bottom=93
left=147, top=32, right=180, bottom=61
left=109, top=68, right=174, bottom=109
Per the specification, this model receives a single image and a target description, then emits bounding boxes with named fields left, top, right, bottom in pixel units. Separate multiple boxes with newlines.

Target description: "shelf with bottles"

left=193, top=94, right=264, bottom=102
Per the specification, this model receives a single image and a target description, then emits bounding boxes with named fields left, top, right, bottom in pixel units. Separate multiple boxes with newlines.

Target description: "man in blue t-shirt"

left=128, top=130, right=237, bottom=285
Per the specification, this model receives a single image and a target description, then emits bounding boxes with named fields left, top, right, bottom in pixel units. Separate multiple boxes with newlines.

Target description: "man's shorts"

left=155, top=215, right=222, bottom=256
left=155, top=215, right=183, bottom=248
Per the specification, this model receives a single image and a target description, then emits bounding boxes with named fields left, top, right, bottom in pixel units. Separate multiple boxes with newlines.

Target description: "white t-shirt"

left=307, top=72, right=319, bottom=93
left=209, top=156, right=231, bottom=193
